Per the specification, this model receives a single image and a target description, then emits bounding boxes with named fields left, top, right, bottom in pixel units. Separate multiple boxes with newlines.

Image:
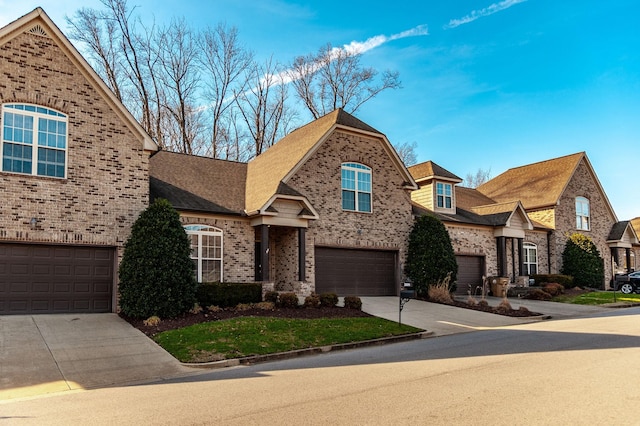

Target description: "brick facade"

left=0, top=31, right=150, bottom=251
left=288, top=130, right=415, bottom=295
left=550, top=159, right=617, bottom=283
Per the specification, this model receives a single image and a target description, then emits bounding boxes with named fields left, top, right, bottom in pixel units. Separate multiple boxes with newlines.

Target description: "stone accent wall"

left=178, top=214, right=255, bottom=283
left=287, top=130, right=414, bottom=295
left=552, top=159, right=617, bottom=285
left=0, top=33, right=149, bottom=250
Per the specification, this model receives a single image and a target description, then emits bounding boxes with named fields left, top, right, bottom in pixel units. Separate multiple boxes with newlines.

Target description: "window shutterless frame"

left=184, top=225, right=223, bottom=283
left=341, top=162, right=372, bottom=213
left=1, top=103, right=68, bottom=178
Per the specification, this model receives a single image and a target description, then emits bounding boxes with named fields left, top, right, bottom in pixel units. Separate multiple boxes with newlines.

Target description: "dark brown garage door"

left=315, top=247, right=397, bottom=296
left=0, top=243, right=114, bottom=314
left=455, top=255, right=484, bottom=296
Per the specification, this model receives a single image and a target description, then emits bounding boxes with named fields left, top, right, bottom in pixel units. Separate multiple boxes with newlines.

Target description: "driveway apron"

left=0, top=314, right=194, bottom=400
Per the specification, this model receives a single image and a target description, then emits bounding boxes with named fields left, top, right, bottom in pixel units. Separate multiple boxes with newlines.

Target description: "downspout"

left=547, top=231, right=552, bottom=274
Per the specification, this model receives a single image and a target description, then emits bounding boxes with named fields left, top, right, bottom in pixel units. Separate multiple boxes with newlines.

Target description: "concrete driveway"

left=0, top=314, right=195, bottom=401
left=360, top=296, right=614, bottom=336
left=1, top=297, right=615, bottom=401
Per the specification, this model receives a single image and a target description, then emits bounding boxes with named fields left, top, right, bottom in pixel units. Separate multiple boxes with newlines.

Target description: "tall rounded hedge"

left=118, top=198, right=197, bottom=318
left=405, top=214, right=458, bottom=296
left=561, top=233, right=604, bottom=289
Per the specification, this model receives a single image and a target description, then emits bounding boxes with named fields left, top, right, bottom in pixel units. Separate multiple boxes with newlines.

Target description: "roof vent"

left=27, top=24, right=49, bottom=38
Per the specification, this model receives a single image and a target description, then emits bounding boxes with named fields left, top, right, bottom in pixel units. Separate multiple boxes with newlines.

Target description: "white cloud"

left=271, top=24, right=429, bottom=87
left=445, top=0, right=527, bottom=29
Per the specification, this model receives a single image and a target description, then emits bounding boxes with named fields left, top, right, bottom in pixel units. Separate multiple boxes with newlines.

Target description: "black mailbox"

left=401, top=288, right=415, bottom=299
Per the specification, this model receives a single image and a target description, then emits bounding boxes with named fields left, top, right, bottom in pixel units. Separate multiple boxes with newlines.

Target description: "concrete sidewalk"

left=360, top=296, right=613, bottom=336
left=0, top=314, right=195, bottom=401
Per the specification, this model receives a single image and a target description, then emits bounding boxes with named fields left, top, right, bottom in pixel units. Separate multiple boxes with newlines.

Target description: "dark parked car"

left=615, top=271, right=640, bottom=294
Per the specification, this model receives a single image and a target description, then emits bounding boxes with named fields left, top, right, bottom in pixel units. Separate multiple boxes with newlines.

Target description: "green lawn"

left=553, top=291, right=640, bottom=305
left=154, top=316, right=421, bottom=363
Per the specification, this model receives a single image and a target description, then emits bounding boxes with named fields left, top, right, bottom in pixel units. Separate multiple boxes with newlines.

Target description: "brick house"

left=409, top=152, right=638, bottom=294
left=150, top=109, right=417, bottom=297
left=0, top=9, right=158, bottom=314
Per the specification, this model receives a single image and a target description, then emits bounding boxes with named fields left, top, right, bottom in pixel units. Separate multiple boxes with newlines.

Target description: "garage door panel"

left=0, top=243, right=114, bottom=314
left=315, top=247, right=397, bottom=296
left=456, top=255, right=484, bottom=296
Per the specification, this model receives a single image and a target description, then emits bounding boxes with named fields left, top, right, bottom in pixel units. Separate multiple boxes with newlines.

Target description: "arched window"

left=523, top=242, right=538, bottom=275
left=341, top=162, right=372, bottom=213
left=576, top=197, right=590, bottom=231
left=184, top=225, right=223, bottom=283
left=1, top=104, right=68, bottom=178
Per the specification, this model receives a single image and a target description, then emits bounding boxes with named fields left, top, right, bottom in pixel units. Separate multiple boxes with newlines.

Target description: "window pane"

left=358, top=192, right=371, bottom=212
left=342, top=190, right=355, bottom=210
left=341, top=168, right=355, bottom=190
left=202, top=260, right=221, bottom=282
left=357, top=171, right=371, bottom=192
left=445, top=197, right=452, bottom=209
left=437, top=195, right=444, bottom=208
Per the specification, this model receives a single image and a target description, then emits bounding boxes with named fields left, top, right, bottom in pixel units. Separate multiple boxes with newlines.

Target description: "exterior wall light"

left=30, top=217, right=38, bottom=230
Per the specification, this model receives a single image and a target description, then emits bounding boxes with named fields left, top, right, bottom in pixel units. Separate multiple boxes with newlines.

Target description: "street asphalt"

left=0, top=296, right=616, bottom=401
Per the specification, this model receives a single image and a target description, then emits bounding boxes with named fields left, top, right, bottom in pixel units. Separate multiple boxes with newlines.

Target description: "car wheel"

left=619, top=283, right=634, bottom=294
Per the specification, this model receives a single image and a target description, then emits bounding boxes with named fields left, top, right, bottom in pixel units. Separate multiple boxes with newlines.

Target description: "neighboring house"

left=150, top=109, right=417, bottom=297
left=0, top=9, right=157, bottom=314
left=410, top=152, right=638, bottom=294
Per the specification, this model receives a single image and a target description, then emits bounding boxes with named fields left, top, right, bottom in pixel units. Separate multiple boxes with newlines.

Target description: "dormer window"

left=341, top=162, right=372, bottom=213
left=436, top=182, right=453, bottom=209
left=576, top=197, right=590, bottom=231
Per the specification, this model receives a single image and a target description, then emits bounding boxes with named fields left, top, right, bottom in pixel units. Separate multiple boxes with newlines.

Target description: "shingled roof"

left=408, top=160, right=462, bottom=183
left=149, top=151, right=247, bottom=215
left=245, top=108, right=413, bottom=214
left=477, top=152, right=584, bottom=209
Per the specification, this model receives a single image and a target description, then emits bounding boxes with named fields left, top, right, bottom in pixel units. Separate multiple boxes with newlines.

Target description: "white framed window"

left=436, top=182, right=453, bottom=209
left=523, top=242, right=538, bottom=275
left=576, top=197, right=590, bottom=231
left=1, top=104, right=67, bottom=178
left=184, top=225, right=223, bottom=283
left=341, top=162, right=371, bottom=213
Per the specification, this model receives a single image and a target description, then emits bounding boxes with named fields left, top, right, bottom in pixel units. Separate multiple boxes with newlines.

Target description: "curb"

left=181, top=330, right=433, bottom=369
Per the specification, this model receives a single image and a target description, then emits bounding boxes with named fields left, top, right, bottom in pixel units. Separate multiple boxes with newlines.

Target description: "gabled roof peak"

left=408, top=160, right=462, bottom=183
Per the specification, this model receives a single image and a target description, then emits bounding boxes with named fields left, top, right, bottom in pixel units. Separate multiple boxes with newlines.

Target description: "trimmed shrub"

left=561, top=233, right=604, bottom=289
left=303, top=293, right=321, bottom=308
left=319, top=292, right=339, bottom=307
left=196, top=282, right=262, bottom=308
left=278, top=292, right=299, bottom=308
left=530, top=274, right=574, bottom=289
left=264, top=291, right=279, bottom=304
left=405, top=214, right=458, bottom=297
left=542, top=282, right=564, bottom=297
left=343, top=296, right=362, bottom=310
left=524, top=288, right=552, bottom=301
left=118, top=199, right=197, bottom=319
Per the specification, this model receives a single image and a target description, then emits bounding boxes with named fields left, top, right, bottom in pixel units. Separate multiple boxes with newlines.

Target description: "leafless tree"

left=66, top=7, right=124, bottom=101
left=289, top=43, right=401, bottom=119
left=463, top=167, right=492, bottom=188
left=156, top=18, right=203, bottom=154
left=199, top=23, right=253, bottom=159
left=393, top=141, right=418, bottom=166
left=66, top=0, right=165, bottom=146
left=235, top=58, right=295, bottom=157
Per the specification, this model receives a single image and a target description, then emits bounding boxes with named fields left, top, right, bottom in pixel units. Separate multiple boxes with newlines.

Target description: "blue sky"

left=1, top=1, right=639, bottom=220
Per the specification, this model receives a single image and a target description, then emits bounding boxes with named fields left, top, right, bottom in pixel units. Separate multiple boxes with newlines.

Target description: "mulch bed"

left=121, top=306, right=372, bottom=337
left=124, top=287, right=593, bottom=336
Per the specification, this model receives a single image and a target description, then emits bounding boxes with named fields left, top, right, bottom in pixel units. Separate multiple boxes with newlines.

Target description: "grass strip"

left=554, top=292, right=640, bottom=305
left=154, top=316, right=421, bottom=362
